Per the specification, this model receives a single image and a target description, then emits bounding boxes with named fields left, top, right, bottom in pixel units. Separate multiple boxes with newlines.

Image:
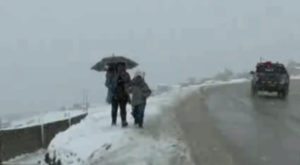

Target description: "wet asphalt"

left=175, top=80, right=300, bottom=165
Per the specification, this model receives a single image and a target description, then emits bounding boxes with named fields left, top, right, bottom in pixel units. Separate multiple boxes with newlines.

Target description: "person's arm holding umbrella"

left=124, top=71, right=131, bottom=90
left=120, top=69, right=132, bottom=104
left=105, top=67, right=118, bottom=104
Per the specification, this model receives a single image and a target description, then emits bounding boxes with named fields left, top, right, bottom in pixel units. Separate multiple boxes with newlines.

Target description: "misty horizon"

left=1, top=0, right=300, bottom=119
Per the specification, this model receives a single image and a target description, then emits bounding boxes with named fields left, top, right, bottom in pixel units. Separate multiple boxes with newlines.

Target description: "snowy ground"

left=44, top=89, right=195, bottom=165
left=4, top=150, right=47, bottom=165
left=6, top=87, right=196, bottom=165
left=4, top=78, right=250, bottom=165
left=292, top=75, right=300, bottom=79
left=6, top=76, right=300, bottom=165
left=2, top=110, right=87, bottom=130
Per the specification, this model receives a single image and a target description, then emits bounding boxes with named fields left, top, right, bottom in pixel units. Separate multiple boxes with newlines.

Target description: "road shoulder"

left=173, top=89, right=237, bottom=165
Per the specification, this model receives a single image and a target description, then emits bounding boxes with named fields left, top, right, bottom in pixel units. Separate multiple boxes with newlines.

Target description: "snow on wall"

left=2, top=110, right=86, bottom=130
left=0, top=113, right=87, bottom=161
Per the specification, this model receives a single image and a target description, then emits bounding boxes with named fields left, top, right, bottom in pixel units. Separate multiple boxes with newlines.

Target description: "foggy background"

left=1, top=0, right=300, bottom=119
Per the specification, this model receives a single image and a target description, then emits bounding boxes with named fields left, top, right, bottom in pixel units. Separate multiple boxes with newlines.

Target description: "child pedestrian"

left=129, top=71, right=152, bottom=128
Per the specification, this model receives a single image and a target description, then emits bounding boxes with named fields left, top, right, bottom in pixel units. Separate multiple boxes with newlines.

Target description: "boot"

left=111, top=118, right=117, bottom=126
left=112, top=121, right=116, bottom=126
left=122, top=121, right=128, bottom=128
left=138, top=123, right=143, bottom=128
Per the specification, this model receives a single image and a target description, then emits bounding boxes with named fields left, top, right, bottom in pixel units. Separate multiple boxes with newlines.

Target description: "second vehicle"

left=250, top=61, right=290, bottom=98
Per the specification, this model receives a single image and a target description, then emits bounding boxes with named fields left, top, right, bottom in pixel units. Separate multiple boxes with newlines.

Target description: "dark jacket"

left=105, top=71, right=117, bottom=104
left=114, top=71, right=131, bottom=102
left=129, top=76, right=152, bottom=106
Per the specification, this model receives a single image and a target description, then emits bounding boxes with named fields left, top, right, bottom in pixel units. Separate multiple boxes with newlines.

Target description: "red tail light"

left=266, top=61, right=272, bottom=68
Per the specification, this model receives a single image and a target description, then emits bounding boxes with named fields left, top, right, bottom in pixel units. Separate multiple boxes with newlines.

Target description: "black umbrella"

left=91, top=55, right=138, bottom=72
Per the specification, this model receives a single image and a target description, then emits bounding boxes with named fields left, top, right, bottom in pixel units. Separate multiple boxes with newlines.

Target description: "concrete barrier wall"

left=1, top=125, right=42, bottom=161
left=43, top=120, right=70, bottom=148
left=0, top=113, right=87, bottom=161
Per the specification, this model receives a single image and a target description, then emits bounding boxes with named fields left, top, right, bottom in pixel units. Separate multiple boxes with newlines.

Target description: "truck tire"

left=251, top=86, right=257, bottom=96
left=278, top=90, right=287, bottom=99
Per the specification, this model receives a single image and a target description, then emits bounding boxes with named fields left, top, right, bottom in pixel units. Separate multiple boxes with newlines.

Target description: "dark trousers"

left=111, top=99, right=127, bottom=124
left=132, top=104, right=146, bottom=126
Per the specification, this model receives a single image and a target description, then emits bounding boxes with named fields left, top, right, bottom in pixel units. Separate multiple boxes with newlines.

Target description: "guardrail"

left=0, top=113, right=88, bottom=162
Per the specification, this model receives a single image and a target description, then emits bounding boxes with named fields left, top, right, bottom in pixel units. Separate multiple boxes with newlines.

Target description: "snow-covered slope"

left=45, top=88, right=195, bottom=165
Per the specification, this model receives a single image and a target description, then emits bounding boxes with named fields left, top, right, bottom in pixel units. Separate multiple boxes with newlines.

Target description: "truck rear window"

left=256, top=65, right=287, bottom=74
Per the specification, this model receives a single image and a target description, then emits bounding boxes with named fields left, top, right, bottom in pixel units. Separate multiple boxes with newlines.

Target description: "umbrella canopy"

left=91, top=56, right=138, bottom=72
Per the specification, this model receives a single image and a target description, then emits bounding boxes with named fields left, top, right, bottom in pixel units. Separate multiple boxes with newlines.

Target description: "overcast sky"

left=1, top=0, right=300, bottom=119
